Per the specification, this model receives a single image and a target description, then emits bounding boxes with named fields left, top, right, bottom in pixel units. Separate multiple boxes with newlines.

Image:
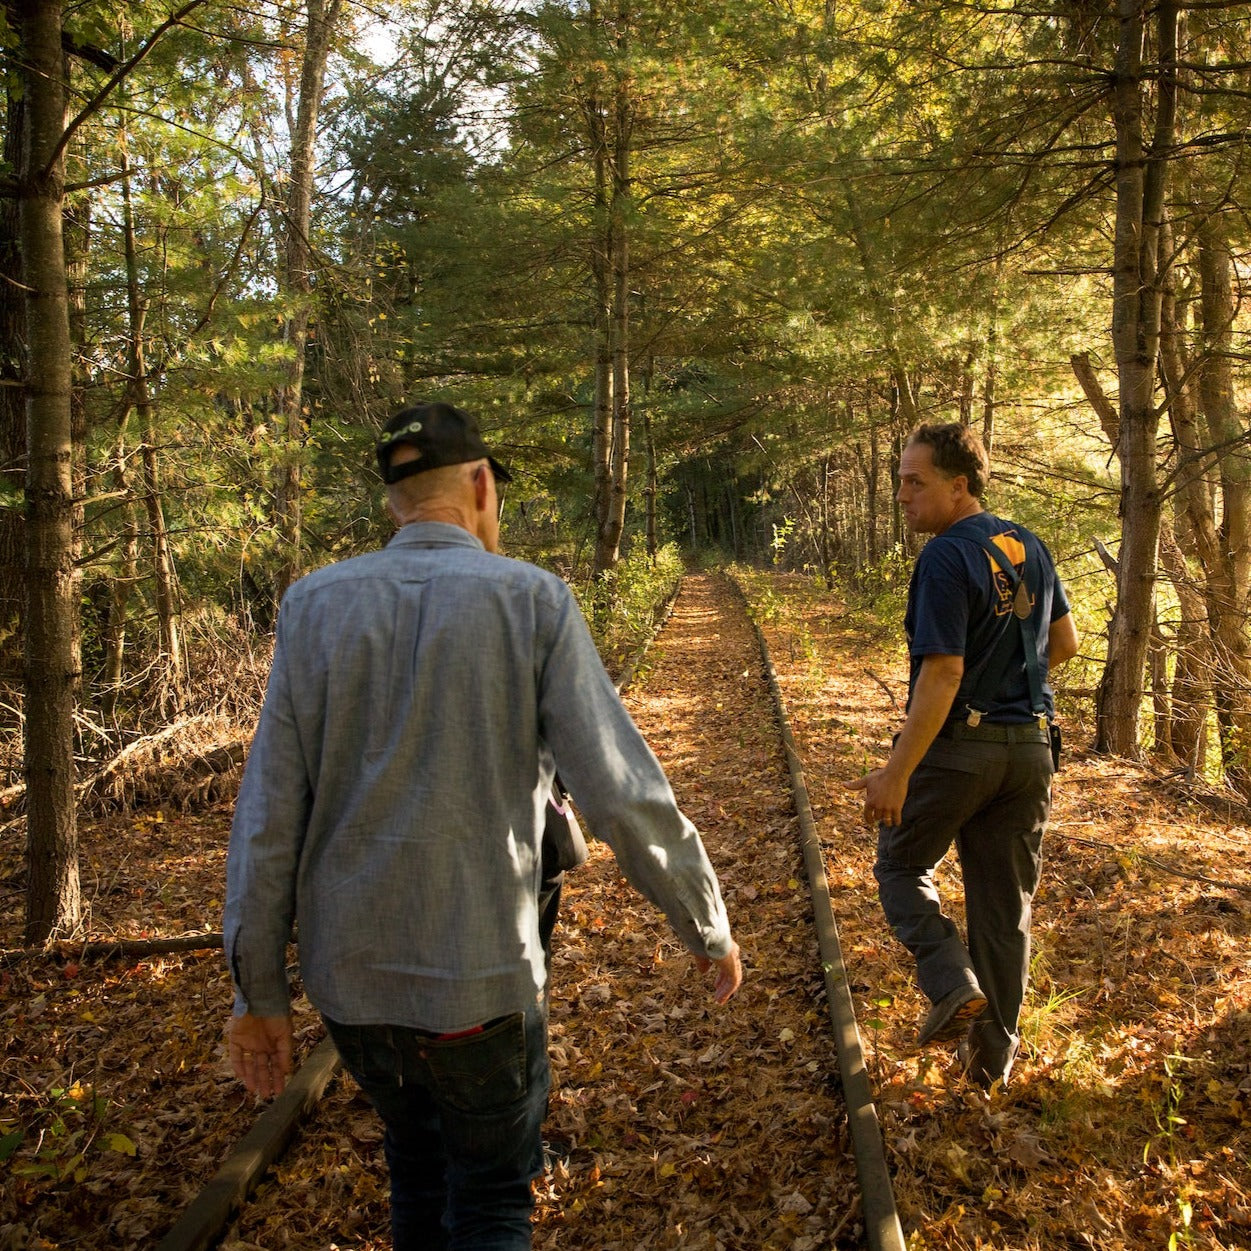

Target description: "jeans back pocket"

left=423, top=1012, right=529, bottom=1114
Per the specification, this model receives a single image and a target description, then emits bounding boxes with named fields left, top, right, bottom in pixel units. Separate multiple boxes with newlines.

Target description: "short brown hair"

left=906, top=422, right=989, bottom=498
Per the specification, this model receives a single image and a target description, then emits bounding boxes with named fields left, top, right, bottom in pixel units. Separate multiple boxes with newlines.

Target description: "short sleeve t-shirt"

left=904, top=512, right=1071, bottom=724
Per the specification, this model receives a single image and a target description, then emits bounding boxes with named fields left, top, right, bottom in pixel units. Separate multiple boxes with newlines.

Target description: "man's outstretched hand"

left=696, top=941, right=743, bottom=1004
left=226, top=1011, right=293, bottom=1099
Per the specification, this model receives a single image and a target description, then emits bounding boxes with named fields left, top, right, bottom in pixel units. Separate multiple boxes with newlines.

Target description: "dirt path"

left=224, top=571, right=861, bottom=1249
left=739, top=569, right=1251, bottom=1251
left=7, top=568, right=1247, bottom=1250
left=531, top=572, right=858, bottom=1250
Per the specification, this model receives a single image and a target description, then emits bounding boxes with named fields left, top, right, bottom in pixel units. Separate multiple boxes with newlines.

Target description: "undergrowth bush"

left=845, top=544, right=913, bottom=632
left=576, top=544, right=683, bottom=678
left=2, top=545, right=682, bottom=806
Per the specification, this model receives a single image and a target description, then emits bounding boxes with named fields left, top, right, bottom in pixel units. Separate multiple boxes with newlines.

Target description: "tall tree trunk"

left=63, top=180, right=88, bottom=718
left=642, top=400, right=657, bottom=559
left=889, top=392, right=906, bottom=548
left=1158, top=526, right=1208, bottom=773
left=600, top=104, right=630, bottom=569
left=593, top=6, right=632, bottom=575
left=818, top=452, right=834, bottom=590
left=981, top=259, right=1002, bottom=459
left=860, top=393, right=881, bottom=566
left=122, top=149, right=184, bottom=715
left=273, top=0, right=342, bottom=605
left=0, top=50, right=26, bottom=691
left=957, top=347, right=974, bottom=424
left=1196, top=212, right=1251, bottom=795
left=1148, top=604, right=1171, bottom=758
left=585, top=84, right=614, bottom=573
left=18, top=0, right=81, bottom=943
left=102, top=420, right=139, bottom=729
left=1157, top=222, right=1212, bottom=772
left=1095, top=0, right=1177, bottom=757
left=139, top=433, right=182, bottom=711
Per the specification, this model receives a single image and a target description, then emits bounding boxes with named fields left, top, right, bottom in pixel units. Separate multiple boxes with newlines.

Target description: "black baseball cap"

left=375, top=402, right=512, bottom=485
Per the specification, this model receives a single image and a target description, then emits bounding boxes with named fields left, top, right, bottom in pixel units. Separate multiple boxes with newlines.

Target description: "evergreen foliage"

left=3, top=0, right=1251, bottom=907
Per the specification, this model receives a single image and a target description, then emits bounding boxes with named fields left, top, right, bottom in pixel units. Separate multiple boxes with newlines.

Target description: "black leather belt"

left=939, top=720, right=1049, bottom=745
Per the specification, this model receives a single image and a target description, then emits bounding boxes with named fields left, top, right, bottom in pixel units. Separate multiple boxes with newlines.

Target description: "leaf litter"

left=1, top=570, right=1248, bottom=1249
left=738, top=569, right=1251, bottom=1251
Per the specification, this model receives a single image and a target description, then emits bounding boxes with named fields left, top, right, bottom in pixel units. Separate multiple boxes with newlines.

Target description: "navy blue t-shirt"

left=904, top=512, right=1071, bottom=724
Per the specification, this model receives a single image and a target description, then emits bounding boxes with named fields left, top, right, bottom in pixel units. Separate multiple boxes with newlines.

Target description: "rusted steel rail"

left=153, top=579, right=682, bottom=1249
left=735, top=576, right=907, bottom=1251
left=156, top=1038, right=342, bottom=1251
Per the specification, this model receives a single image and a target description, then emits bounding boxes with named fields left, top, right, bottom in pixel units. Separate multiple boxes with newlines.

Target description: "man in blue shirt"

left=847, top=422, right=1078, bottom=1089
left=223, top=401, right=742, bottom=1249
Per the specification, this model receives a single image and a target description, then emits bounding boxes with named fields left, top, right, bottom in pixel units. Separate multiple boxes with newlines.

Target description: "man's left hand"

left=845, top=767, right=908, bottom=828
left=226, top=1011, right=294, bottom=1099
left=695, top=941, right=743, bottom=1004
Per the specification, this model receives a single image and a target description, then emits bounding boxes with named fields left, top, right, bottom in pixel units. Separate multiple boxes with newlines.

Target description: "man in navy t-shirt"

left=847, top=422, right=1078, bottom=1088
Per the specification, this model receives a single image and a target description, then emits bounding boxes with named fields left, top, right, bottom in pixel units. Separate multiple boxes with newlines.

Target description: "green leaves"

left=1, top=1082, right=138, bottom=1189
left=0, top=1129, right=22, bottom=1163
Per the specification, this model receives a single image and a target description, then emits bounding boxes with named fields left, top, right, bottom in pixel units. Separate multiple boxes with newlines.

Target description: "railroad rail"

left=737, top=576, right=906, bottom=1251
left=155, top=572, right=904, bottom=1249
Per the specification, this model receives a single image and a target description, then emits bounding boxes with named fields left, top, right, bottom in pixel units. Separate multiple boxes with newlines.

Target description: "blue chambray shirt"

left=223, top=522, right=732, bottom=1032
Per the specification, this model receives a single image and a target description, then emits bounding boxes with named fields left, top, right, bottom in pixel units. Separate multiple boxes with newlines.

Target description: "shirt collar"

left=387, top=521, right=485, bottom=552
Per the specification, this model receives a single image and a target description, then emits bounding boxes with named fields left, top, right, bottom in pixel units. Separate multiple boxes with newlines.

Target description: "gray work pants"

left=874, top=732, right=1053, bottom=1083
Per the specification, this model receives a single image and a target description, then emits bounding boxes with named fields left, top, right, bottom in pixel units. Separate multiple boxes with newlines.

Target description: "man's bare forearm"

left=885, top=654, right=964, bottom=783
left=846, top=654, right=964, bottom=826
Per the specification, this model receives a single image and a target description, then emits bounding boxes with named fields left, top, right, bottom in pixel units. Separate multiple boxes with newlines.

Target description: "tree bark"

left=101, top=424, right=139, bottom=728
left=1157, top=221, right=1212, bottom=772
left=122, top=148, right=185, bottom=716
left=1148, top=603, right=1171, bottom=759
left=600, top=65, right=631, bottom=572
left=642, top=399, right=657, bottom=559
left=584, top=80, right=615, bottom=573
left=1158, top=526, right=1208, bottom=773
left=1195, top=211, right=1251, bottom=795
left=592, top=3, right=632, bottom=576
left=980, top=260, right=1001, bottom=459
left=18, top=0, right=81, bottom=943
left=1095, top=0, right=1177, bottom=758
left=818, top=452, right=835, bottom=589
left=272, top=0, right=342, bottom=605
left=0, top=49, right=26, bottom=689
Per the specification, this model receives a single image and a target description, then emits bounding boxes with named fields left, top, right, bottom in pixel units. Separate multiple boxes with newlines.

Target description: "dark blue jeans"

left=325, top=1007, right=549, bottom=1250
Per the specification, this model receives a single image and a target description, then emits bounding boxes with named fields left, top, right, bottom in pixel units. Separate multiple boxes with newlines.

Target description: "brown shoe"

left=917, top=984, right=987, bottom=1047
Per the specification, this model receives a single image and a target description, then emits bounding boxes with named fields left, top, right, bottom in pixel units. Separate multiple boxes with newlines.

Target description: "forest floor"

left=2, top=571, right=1250, bottom=1250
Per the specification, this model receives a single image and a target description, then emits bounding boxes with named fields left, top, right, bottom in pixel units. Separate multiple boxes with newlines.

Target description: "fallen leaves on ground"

left=1, top=571, right=1248, bottom=1250
left=739, top=569, right=1251, bottom=1251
